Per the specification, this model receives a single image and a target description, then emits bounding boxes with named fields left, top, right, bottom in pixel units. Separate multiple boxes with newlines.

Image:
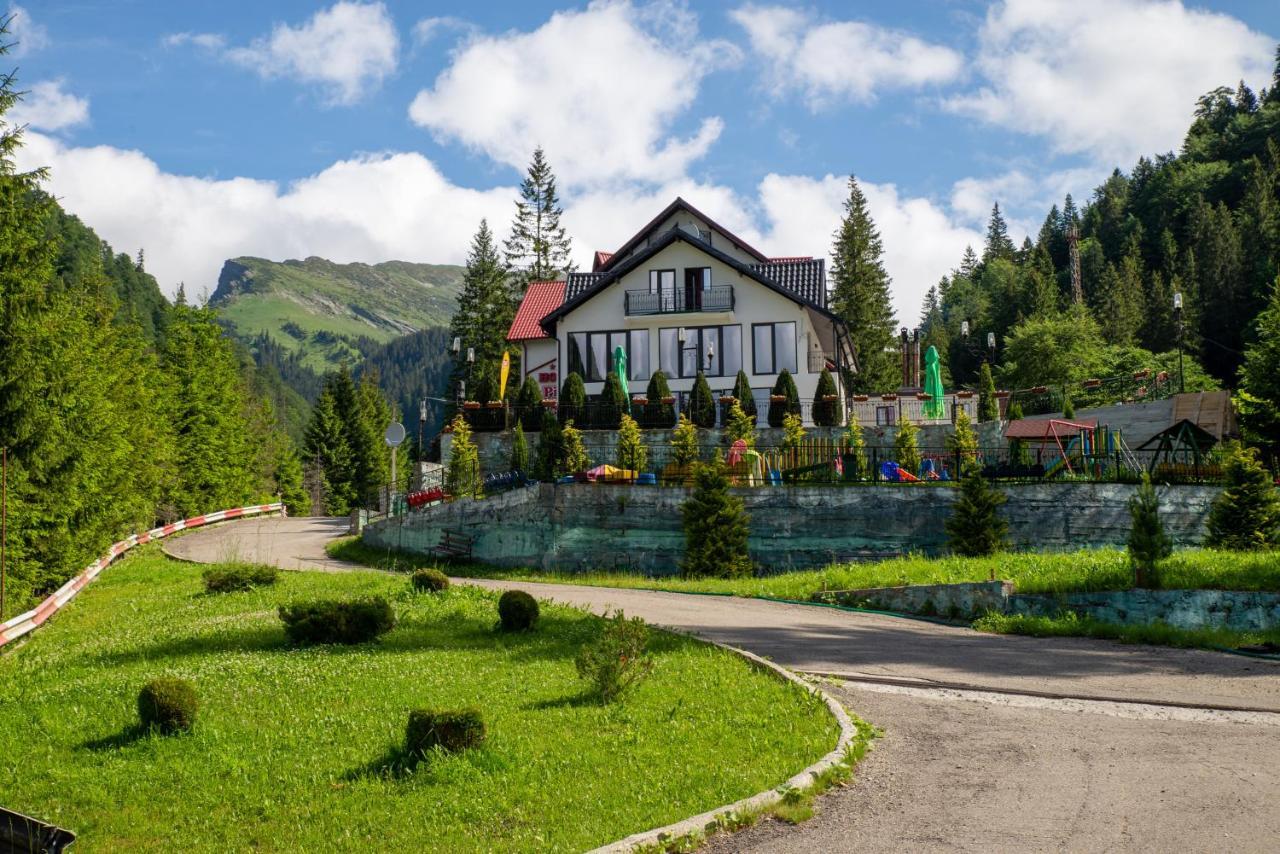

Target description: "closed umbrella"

left=614, top=346, right=630, bottom=413
left=923, top=345, right=945, bottom=419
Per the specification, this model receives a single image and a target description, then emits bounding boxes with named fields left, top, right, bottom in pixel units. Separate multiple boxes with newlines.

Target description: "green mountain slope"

left=210, top=256, right=464, bottom=371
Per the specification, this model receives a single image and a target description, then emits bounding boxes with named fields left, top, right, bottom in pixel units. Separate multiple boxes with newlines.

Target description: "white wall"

left=554, top=240, right=841, bottom=420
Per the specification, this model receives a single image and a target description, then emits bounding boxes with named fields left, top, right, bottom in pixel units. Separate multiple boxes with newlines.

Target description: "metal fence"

left=459, top=397, right=855, bottom=433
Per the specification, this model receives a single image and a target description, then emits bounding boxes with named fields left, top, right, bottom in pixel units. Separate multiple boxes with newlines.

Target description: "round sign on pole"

left=384, top=422, right=406, bottom=447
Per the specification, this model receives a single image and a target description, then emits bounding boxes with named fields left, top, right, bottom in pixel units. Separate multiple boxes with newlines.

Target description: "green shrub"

left=670, top=413, right=700, bottom=467
left=688, top=371, right=715, bottom=428
left=977, top=362, right=998, bottom=422
left=560, top=372, right=587, bottom=426
left=812, top=368, right=839, bottom=426
left=1128, top=473, right=1172, bottom=587
left=535, top=408, right=563, bottom=480
left=945, top=473, right=1009, bottom=557
left=138, top=677, right=198, bottom=734
left=516, top=375, right=543, bottom=431
left=682, top=453, right=752, bottom=578
left=278, top=597, right=396, bottom=645
left=497, top=590, right=539, bottom=631
left=767, top=370, right=800, bottom=428
left=617, top=413, right=648, bottom=472
left=894, top=415, right=921, bottom=476
left=1205, top=444, right=1280, bottom=550
left=724, top=400, right=756, bottom=448
left=411, top=568, right=450, bottom=593
left=598, top=371, right=628, bottom=429
left=510, top=422, right=529, bottom=472
left=575, top=610, right=655, bottom=703
left=405, top=708, right=486, bottom=756
left=731, top=369, right=756, bottom=419
left=642, top=370, right=674, bottom=428
left=202, top=563, right=279, bottom=594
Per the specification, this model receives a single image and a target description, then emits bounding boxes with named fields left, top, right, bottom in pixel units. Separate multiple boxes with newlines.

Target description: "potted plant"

left=916, top=392, right=931, bottom=400
left=1031, top=385, right=1048, bottom=394
left=852, top=394, right=869, bottom=402
left=881, top=393, right=897, bottom=402
left=1156, top=371, right=1169, bottom=383
left=462, top=400, right=481, bottom=410
left=995, top=390, right=1011, bottom=399
left=822, top=394, right=838, bottom=402
left=632, top=395, right=648, bottom=406
left=955, top=390, right=973, bottom=399
left=769, top=394, right=787, bottom=403
left=661, top=395, right=676, bottom=405
left=541, top=397, right=557, bottom=407
left=485, top=400, right=504, bottom=409
left=719, top=395, right=737, bottom=404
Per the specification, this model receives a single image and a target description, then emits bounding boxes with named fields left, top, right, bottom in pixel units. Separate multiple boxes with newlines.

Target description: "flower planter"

left=915, top=393, right=931, bottom=401
left=852, top=394, right=869, bottom=402
left=462, top=401, right=481, bottom=410
left=719, top=396, right=737, bottom=404
left=661, top=396, right=676, bottom=405
left=955, top=391, right=973, bottom=399
left=541, top=398, right=557, bottom=407
left=1083, top=378, right=1102, bottom=389
left=632, top=397, right=648, bottom=406
left=769, top=395, right=787, bottom=403
left=1136, top=386, right=1148, bottom=398
left=995, top=391, right=1010, bottom=399
left=1133, top=369, right=1151, bottom=380
left=1030, top=385, right=1048, bottom=395
left=880, top=394, right=898, bottom=402
left=1156, top=371, right=1169, bottom=383
left=822, top=394, right=838, bottom=402
left=485, top=401, right=504, bottom=409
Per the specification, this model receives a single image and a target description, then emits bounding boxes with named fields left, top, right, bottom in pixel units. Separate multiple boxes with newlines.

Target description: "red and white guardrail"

left=0, top=502, right=285, bottom=650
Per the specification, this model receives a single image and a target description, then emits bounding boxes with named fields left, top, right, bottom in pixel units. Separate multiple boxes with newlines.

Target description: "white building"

left=506, top=198, right=857, bottom=422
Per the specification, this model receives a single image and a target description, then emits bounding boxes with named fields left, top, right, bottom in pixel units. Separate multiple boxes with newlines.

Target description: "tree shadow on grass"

left=80, top=723, right=153, bottom=751
left=92, top=624, right=290, bottom=666
left=523, top=690, right=600, bottom=711
left=343, top=744, right=421, bottom=781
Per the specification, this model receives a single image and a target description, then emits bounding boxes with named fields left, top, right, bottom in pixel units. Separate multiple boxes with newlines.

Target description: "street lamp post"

left=1174, top=291, right=1185, bottom=394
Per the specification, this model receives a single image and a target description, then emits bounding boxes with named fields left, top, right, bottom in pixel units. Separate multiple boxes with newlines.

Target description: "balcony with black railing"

left=624, top=285, right=734, bottom=316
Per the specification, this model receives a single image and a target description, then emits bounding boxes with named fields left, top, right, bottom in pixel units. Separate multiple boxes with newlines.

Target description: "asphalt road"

left=166, top=516, right=1280, bottom=852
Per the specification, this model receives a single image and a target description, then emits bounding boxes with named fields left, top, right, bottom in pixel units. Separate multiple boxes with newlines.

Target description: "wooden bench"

left=434, top=529, right=474, bottom=560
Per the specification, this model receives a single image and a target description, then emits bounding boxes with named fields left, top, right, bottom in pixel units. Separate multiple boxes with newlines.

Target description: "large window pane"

left=753, top=324, right=773, bottom=374
left=609, top=332, right=628, bottom=377
left=774, top=322, right=797, bottom=374
left=722, top=326, right=741, bottom=376
left=630, top=330, right=650, bottom=381
left=703, top=327, right=721, bottom=376
left=590, top=332, right=608, bottom=381
left=681, top=330, right=697, bottom=378
left=568, top=333, right=586, bottom=378
left=660, top=328, right=679, bottom=376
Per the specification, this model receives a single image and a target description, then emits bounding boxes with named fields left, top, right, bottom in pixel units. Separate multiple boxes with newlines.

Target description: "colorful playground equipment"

left=1004, top=418, right=1134, bottom=478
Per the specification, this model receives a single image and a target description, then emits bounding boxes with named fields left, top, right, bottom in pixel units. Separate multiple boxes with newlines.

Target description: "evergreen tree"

left=671, top=414, right=700, bottom=468
left=724, top=401, right=756, bottom=448
left=894, top=415, right=921, bottom=477
left=599, top=370, right=628, bottom=429
left=767, top=369, right=800, bottom=428
left=1062, top=394, right=1075, bottom=420
left=681, top=453, right=752, bottom=578
left=830, top=176, right=898, bottom=392
left=1128, top=474, right=1172, bottom=587
left=945, top=473, right=1010, bottom=556
left=1239, top=277, right=1280, bottom=453
left=516, top=375, right=543, bottom=431
left=812, top=368, right=840, bottom=426
left=273, top=445, right=311, bottom=516
left=688, top=371, right=715, bottom=428
left=351, top=369, right=394, bottom=507
left=511, top=422, right=529, bottom=472
left=560, top=372, right=587, bottom=426
left=1204, top=445, right=1280, bottom=550
left=780, top=413, right=806, bottom=455
left=843, top=421, right=868, bottom=480
left=947, top=409, right=979, bottom=476
left=616, top=413, right=647, bottom=472
left=504, top=147, right=574, bottom=295
left=450, top=220, right=515, bottom=400
left=977, top=362, right=999, bottom=422
left=445, top=414, right=480, bottom=499
left=984, top=203, right=1016, bottom=263
left=643, top=369, right=674, bottom=428
left=535, top=408, right=563, bottom=480
left=1098, top=253, right=1144, bottom=346
left=561, top=420, right=589, bottom=473
left=304, top=385, right=355, bottom=514
left=731, top=369, right=756, bottom=419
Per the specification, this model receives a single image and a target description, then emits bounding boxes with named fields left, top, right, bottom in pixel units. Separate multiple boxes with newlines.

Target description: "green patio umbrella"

left=614, top=346, right=630, bottom=413
left=923, top=345, right=945, bottom=419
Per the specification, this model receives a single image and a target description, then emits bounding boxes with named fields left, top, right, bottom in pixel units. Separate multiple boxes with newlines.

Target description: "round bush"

left=202, top=564, right=279, bottom=594
left=137, top=677, right=198, bottom=734
left=497, top=590, right=539, bottom=632
left=411, top=568, right=450, bottom=593
left=405, top=708, right=486, bottom=757
left=278, top=597, right=396, bottom=645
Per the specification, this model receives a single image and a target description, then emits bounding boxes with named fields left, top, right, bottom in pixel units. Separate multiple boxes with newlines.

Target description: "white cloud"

left=8, top=4, right=48, bottom=57
left=757, top=174, right=982, bottom=320
left=947, top=0, right=1275, bottom=164
left=18, top=132, right=514, bottom=300
left=162, top=32, right=227, bottom=51
left=226, top=1, right=399, bottom=106
left=729, top=4, right=963, bottom=108
left=408, top=0, right=741, bottom=188
left=950, top=165, right=1113, bottom=242
left=10, top=79, right=89, bottom=132
left=411, top=16, right=472, bottom=45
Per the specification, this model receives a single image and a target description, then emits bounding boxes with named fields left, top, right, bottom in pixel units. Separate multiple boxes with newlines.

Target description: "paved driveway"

left=166, top=516, right=1280, bottom=852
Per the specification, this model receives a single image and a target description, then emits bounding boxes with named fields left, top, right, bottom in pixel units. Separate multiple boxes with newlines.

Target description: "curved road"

left=168, top=517, right=1280, bottom=852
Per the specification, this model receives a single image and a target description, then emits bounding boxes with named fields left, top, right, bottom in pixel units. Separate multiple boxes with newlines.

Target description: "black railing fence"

left=460, top=396, right=850, bottom=433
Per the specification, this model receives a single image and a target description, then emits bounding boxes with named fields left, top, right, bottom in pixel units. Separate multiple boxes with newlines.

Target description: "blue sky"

left=11, top=1, right=1278, bottom=318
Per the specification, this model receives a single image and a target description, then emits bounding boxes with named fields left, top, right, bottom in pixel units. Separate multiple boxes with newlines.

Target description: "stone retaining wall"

left=364, top=482, right=1219, bottom=574
left=817, top=581, right=1280, bottom=632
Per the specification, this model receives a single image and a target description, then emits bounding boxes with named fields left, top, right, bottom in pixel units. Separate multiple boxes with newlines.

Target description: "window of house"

left=629, top=330, right=650, bottom=382
left=568, top=330, right=637, bottom=382
left=649, top=269, right=676, bottom=311
left=751, top=321, right=797, bottom=375
left=659, top=325, right=741, bottom=379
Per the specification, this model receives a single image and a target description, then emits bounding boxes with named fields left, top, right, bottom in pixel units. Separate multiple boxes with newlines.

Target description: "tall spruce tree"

left=830, top=176, right=898, bottom=392
left=1128, top=474, right=1171, bottom=588
left=504, top=147, right=574, bottom=296
left=984, top=203, right=1016, bottom=263
left=303, top=384, right=355, bottom=514
left=946, top=473, right=1009, bottom=557
left=451, top=219, right=515, bottom=400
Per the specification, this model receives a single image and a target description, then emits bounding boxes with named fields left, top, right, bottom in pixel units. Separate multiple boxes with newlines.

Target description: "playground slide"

left=897, top=469, right=920, bottom=482
left=1043, top=435, right=1081, bottom=478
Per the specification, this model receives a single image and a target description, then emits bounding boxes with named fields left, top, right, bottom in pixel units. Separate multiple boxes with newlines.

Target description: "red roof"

left=592, top=251, right=614, bottom=271
left=507, top=280, right=565, bottom=341
left=1004, top=418, right=1098, bottom=440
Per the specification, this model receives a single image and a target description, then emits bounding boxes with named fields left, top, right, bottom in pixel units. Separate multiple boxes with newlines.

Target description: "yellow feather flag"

left=499, top=351, right=511, bottom=399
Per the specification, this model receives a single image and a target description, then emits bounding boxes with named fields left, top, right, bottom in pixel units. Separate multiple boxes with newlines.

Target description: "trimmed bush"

left=598, top=371, right=628, bottom=430
left=731, top=369, right=756, bottom=419
left=202, top=563, right=279, bottom=594
left=516, top=375, right=543, bottom=431
left=138, top=677, right=198, bottom=734
left=812, top=368, right=839, bottom=426
left=767, top=370, right=800, bottom=427
left=643, top=370, right=675, bottom=428
left=278, top=597, right=396, bottom=645
left=560, top=372, right=587, bottom=426
left=405, top=708, right=486, bottom=756
left=411, top=568, right=450, bottom=593
left=688, top=371, right=715, bottom=428
left=575, top=610, right=655, bottom=703
left=497, top=590, right=539, bottom=631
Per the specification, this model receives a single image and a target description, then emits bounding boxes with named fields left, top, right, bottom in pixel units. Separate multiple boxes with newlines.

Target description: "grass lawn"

left=0, top=550, right=839, bottom=852
left=330, top=537, right=1280, bottom=599
left=973, top=611, right=1280, bottom=653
